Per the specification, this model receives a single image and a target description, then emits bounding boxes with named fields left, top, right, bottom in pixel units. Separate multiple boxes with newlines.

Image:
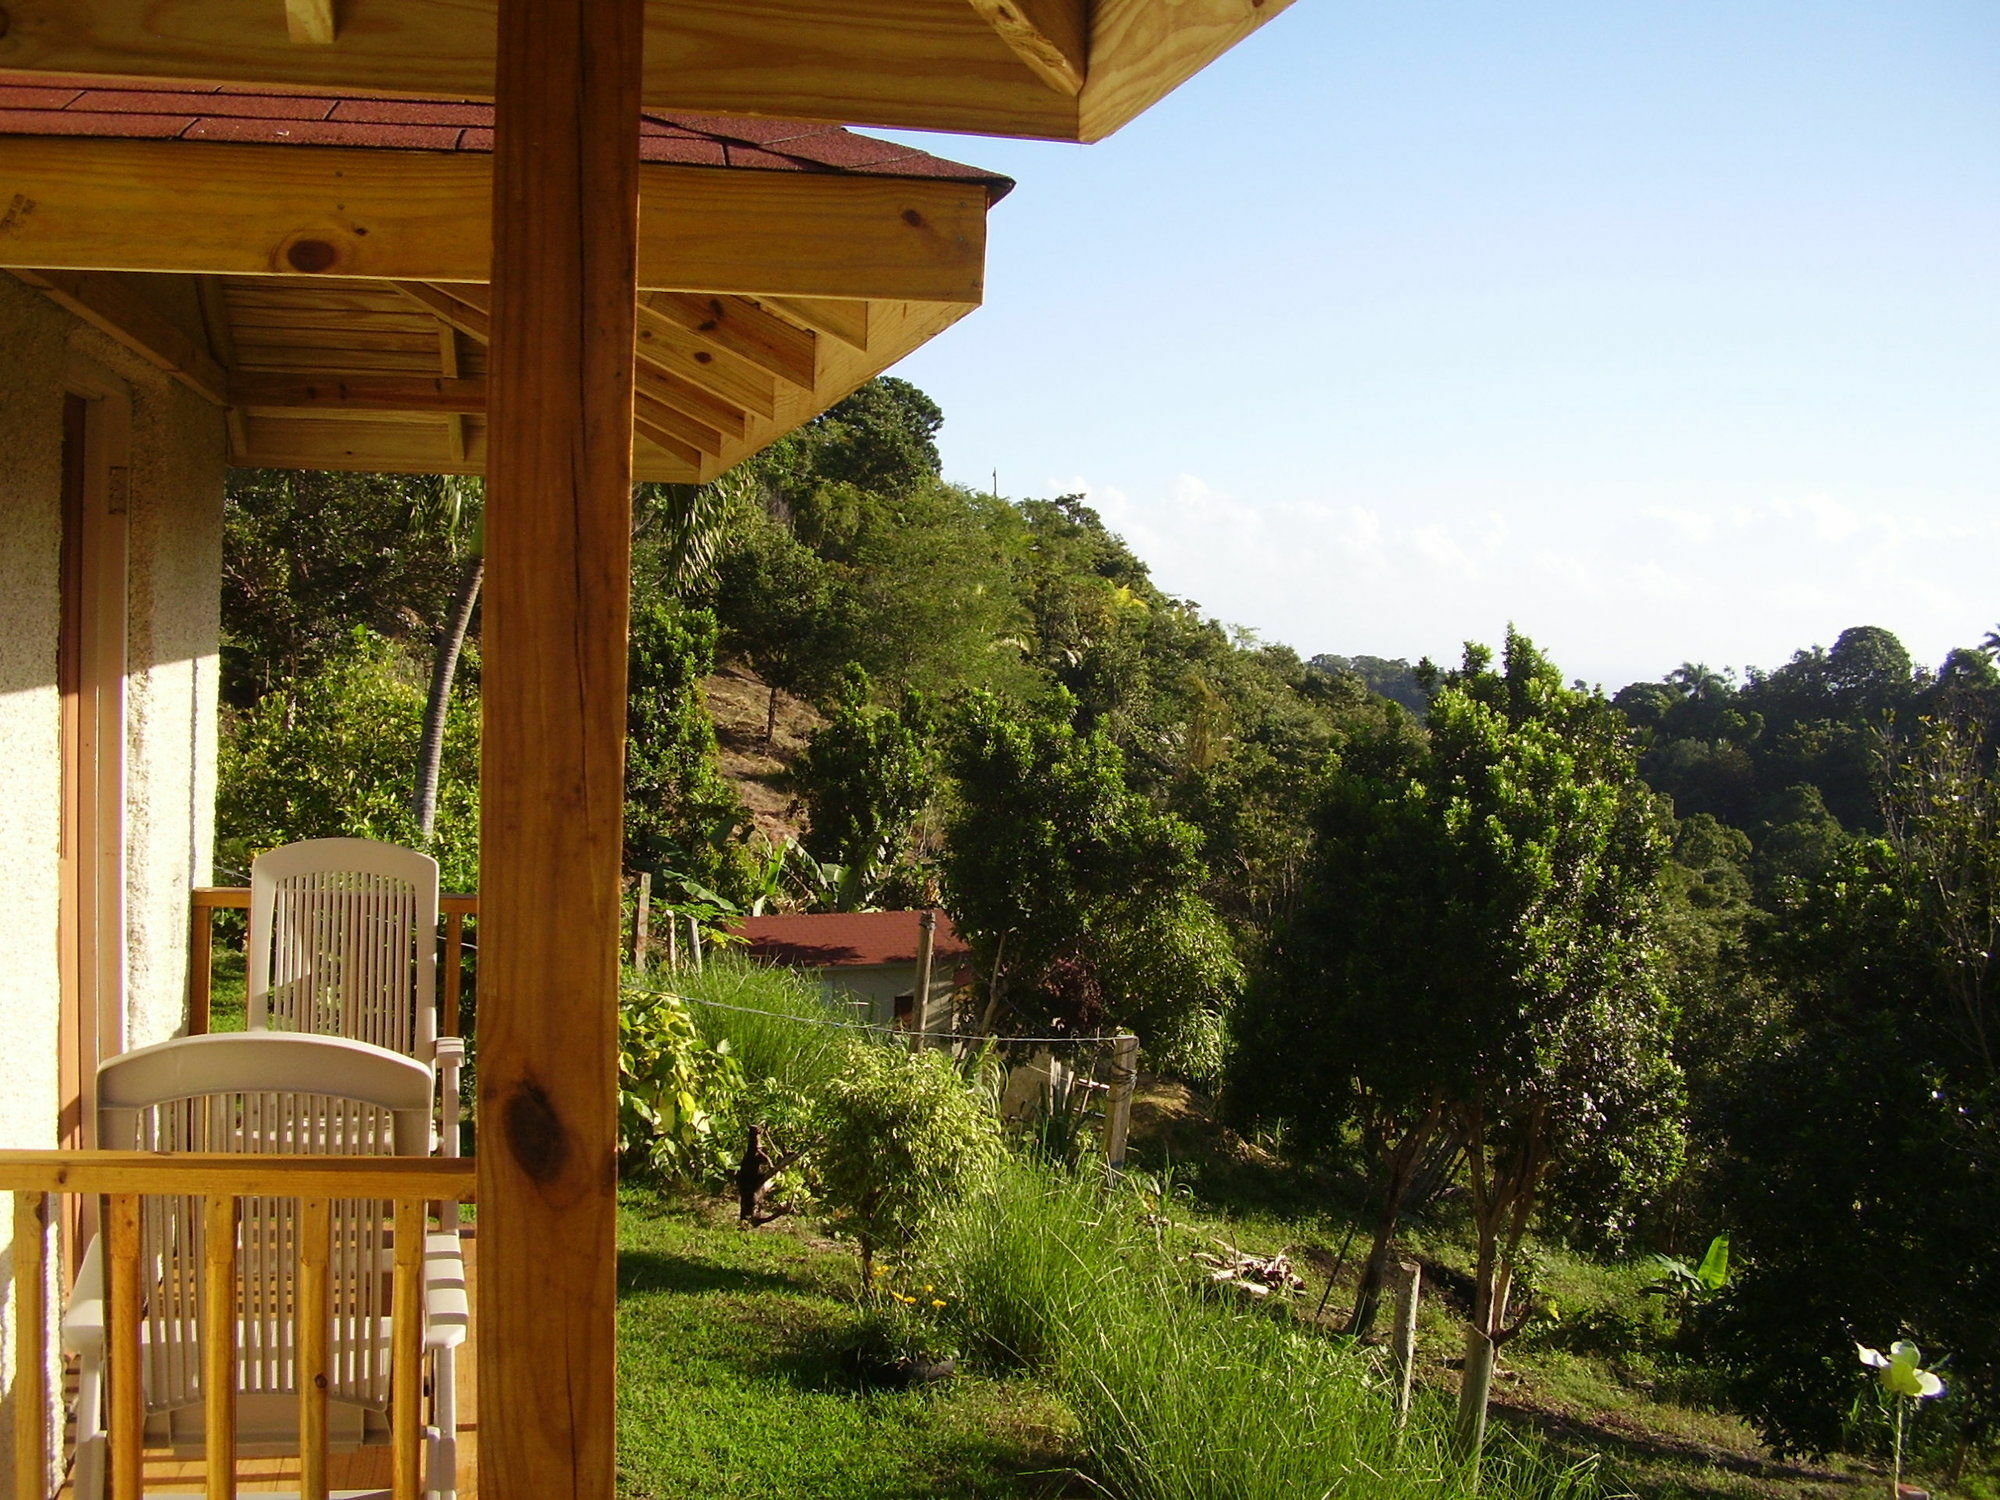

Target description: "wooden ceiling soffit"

left=416, top=281, right=750, bottom=447
left=0, top=138, right=988, bottom=304
left=0, top=0, right=1289, bottom=142
left=232, top=295, right=976, bottom=484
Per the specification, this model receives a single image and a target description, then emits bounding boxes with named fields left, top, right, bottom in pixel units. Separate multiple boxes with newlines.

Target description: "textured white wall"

left=0, top=273, right=226, bottom=1485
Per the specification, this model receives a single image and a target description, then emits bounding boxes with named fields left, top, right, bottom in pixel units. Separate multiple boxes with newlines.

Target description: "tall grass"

left=637, top=955, right=851, bottom=1095
left=925, top=1156, right=1600, bottom=1500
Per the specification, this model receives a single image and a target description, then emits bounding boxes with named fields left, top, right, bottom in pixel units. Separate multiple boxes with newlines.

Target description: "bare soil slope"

left=702, top=661, right=820, bottom=846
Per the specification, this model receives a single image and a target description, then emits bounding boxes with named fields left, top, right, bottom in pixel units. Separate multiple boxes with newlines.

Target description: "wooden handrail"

left=8, top=1155, right=474, bottom=1500
left=0, top=1151, right=476, bottom=1200
left=186, top=887, right=479, bottom=1038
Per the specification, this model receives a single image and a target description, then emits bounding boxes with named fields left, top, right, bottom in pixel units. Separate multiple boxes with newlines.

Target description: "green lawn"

left=615, top=1189, right=1090, bottom=1500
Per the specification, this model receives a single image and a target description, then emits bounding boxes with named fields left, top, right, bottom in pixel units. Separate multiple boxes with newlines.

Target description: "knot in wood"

left=285, top=238, right=340, bottom=274
left=901, top=209, right=928, bottom=229
left=503, top=1082, right=571, bottom=1184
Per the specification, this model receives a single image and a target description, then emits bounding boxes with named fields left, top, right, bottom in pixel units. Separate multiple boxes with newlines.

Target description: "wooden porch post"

left=478, top=0, right=643, bottom=1493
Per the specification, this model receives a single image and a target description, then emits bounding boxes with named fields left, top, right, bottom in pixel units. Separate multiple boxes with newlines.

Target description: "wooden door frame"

left=56, top=354, right=131, bottom=1174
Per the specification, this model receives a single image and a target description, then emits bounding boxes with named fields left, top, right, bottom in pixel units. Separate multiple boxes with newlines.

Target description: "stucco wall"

left=0, top=272, right=226, bottom=1483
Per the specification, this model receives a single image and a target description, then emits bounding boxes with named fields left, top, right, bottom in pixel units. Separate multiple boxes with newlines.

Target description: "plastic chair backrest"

left=97, top=1032, right=433, bottom=1414
left=249, top=838, right=442, bottom=1060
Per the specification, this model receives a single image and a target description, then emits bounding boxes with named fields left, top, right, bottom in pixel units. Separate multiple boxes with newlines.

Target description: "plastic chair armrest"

left=62, top=1234, right=106, bottom=1356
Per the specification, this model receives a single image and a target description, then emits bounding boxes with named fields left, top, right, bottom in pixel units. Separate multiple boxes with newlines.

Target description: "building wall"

left=0, top=272, right=226, bottom=1482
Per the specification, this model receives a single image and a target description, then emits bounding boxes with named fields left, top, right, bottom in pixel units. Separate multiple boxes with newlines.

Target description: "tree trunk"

left=765, top=682, right=780, bottom=744
left=414, top=553, right=484, bottom=835
left=1347, top=1108, right=1441, bottom=1338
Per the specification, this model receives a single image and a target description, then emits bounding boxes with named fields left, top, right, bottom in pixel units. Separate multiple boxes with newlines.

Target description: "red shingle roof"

left=732, top=911, right=972, bottom=971
left=0, top=74, right=1012, bottom=201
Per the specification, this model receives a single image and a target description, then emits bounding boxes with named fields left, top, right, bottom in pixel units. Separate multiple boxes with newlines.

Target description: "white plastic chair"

left=248, top=838, right=464, bottom=1164
left=61, top=1031, right=466, bottom=1499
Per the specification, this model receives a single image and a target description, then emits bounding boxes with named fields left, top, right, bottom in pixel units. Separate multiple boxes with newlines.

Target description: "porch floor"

left=57, top=1236, right=481, bottom=1498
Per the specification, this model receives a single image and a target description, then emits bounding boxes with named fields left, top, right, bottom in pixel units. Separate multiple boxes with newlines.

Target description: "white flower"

left=1857, top=1341, right=1946, bottom=1399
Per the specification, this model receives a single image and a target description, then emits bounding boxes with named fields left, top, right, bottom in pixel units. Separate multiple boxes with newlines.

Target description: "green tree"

left=623, top=595, right=752, bottom=898
left=218, top=630, right=480, bottom=889
left=709, top=505, right=846, bottom=739
left=1231, top=633, right=1682, bottom=1457
left=794, top=671, right=939, bottom=908
left=939, top=691, right=1239, bottom=1074
left=222, top=469, right=465, bottom=708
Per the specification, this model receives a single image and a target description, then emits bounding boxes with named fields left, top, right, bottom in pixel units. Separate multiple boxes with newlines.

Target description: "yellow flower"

left=922, top=1285, right=933, bottom=1294
left=931, top=1299, right=946, bottom=1309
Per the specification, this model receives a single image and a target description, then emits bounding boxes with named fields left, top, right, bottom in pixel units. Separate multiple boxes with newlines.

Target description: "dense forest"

left=219, top=377, right=1999, bottom=1480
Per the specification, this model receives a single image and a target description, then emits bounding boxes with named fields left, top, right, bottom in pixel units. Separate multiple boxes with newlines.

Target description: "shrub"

left=618, top=987, right=742, bottom=1180
left=814, top=1041, right=1001, bottom=1280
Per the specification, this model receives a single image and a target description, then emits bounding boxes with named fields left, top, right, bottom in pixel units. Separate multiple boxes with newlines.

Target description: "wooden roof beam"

left=0, top=137, right=988, bottom=303
left=12, top=268, right=229, bottom=405
left=969, top=0, right=1086, bottom=96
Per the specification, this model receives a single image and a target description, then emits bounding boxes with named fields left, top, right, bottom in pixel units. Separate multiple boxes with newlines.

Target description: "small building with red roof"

left=731, top=910, right=973, bottom=1029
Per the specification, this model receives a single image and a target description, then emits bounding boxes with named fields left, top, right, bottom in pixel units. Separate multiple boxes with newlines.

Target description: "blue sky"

left=876, top=2, right=2000, bottom=689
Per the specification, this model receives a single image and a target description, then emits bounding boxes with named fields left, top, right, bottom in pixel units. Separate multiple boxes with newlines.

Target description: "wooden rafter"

left=0, top=137, right=990, bottom=303
left=765, top=296, right=871, bottom=352
left=284, top=0, right=338, bottom=44
left=968, top=0, right=1086, bottom=96
left=195, top=275, right=252, bottom=457
left=12, top=268, right=228, bottom=405
left=642, top=293, right=816, bottom=389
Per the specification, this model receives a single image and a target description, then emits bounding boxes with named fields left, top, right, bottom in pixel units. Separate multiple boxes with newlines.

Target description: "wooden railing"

left=2, top=1152, right=475, bottom=1500
left=187, top=888, right=480, bottom=1038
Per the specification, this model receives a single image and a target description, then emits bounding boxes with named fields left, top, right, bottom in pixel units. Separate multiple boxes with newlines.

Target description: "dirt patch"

left=702, top=660, right=822, bottom=846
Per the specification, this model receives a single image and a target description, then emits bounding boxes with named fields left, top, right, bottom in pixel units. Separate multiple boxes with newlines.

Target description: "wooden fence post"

left=1103, top=1032, right=1139, bottom=1173
left=912, top=910, right=936, bottom=1047
left=1390, top=1258, right=1422, bottom=1429
left=633, top=872, right=651, bottom=975
left=688, top=915, right=703, bottom=973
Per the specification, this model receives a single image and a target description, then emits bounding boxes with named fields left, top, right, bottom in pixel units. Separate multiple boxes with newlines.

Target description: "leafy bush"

left=217, top=629, right=479, bottom=888
left=618, top=987, right=742, bottom=1179
left=815, top=1041, right=1002, bottom=1279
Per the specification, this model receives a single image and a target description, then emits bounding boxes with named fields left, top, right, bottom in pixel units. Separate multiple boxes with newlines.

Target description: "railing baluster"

left=443, top=909, right=465, bottom=1037
left=188, top=899, right=214, bottom=1036
left=13, top=1190, right=49, bottom=1500
left=203, top=1194, right=238, bottom=1500
left=108, top=1192, right=145, bottom=1500
left=298, top=1196, right=332, bottom=1500
left=392, top=1197, right=425, bottom=1500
